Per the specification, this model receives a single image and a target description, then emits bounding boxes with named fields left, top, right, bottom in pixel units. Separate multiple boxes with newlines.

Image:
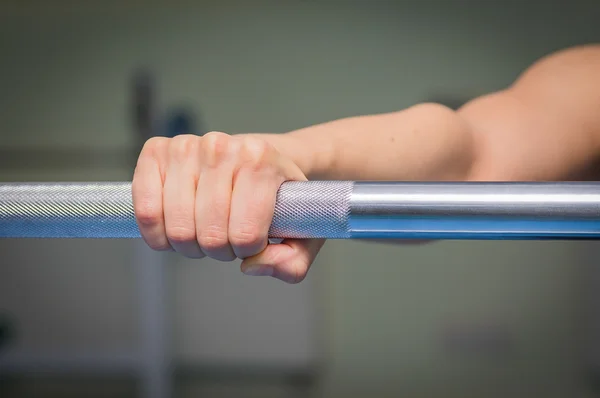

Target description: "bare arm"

left=133, top=44, right=600, bottom=284
left=462, top=44, right=600, bottom=181
left=256, top=102, right=475, bottom=181
left=258, top=44, right=600, bottom=183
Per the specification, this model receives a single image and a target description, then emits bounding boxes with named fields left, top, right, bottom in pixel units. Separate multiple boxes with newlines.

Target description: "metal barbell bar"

left=1, top=181, right=600, bottom=239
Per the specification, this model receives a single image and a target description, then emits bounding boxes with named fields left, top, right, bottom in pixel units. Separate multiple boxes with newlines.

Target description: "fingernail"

left=242, top=264, right=274, bottom=277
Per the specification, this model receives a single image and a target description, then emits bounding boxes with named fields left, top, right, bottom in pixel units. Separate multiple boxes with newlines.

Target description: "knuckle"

left=229, top=223, right=264, bottom=249
left=143, top=136, right=168, bottom=152
left=169, top=134, right=199, bottom=159
left=166, top=225, right=196, bottom=244
left=135, top=202, right=162, bottom=227
left=140, top=137, right=168, bottom=160
left=241, top=137, right=272, bottom=169
left=198, top=228, right=229, bottom=252
left=201, top=131, right=232, bottom=166
left=146, top=240, right=172, bottom=252
left=203, top=131, right=229, bottom=144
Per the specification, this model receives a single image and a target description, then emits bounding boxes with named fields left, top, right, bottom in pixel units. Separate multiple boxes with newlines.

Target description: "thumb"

left=240, top=239, right=325, bottom=284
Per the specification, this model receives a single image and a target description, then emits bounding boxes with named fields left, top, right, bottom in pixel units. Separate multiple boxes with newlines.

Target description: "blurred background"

left=0, top=0, right=599, bottom=397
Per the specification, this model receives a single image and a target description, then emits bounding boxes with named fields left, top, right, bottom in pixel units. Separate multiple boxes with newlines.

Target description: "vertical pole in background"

left=134, top=242, right=171, bottom=398
left=132, top=68, right=171, bottom=398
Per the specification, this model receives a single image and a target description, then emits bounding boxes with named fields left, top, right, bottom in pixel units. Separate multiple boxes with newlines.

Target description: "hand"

left=132, top=132, right=325, bottom=283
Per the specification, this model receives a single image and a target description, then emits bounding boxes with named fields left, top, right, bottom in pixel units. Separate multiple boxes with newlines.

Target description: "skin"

left=132, top=44, right=600, bottom=284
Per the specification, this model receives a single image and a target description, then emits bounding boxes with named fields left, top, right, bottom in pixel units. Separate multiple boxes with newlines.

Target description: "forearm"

left=259, top=45, right=600, bottom=183
left=256, top=102, right=477, bottom=181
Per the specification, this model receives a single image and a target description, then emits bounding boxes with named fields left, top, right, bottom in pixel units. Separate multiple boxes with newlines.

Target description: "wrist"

left=252, top=132, right=331, bottom=179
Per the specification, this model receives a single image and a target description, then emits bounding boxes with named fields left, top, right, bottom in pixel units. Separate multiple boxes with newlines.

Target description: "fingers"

left=132, top=132, right=321, bottom=284
left=195, top=134, right=236, bottom=261
left=132, top=137, right=172, bottom=251
left=241, top=239, right=325, bottom=284
left=229, top=167, right=281, bottom=259
left=228, top=138, right=304, bottom=259
left=162, top=136, right=205, bottom=258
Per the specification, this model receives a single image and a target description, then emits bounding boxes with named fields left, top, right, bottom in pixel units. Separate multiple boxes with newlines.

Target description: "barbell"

left=1, top=181, right=600, bottom=240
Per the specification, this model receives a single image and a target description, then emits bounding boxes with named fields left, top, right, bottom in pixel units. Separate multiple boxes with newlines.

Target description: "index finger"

left=132, top=138, right=171, bottom=251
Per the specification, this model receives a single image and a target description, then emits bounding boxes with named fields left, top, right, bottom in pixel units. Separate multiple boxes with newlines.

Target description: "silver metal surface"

left=1, top=181, right=600, bottom=239
left=0, top=182, right=138, bottom=238
left=349, top=182, right=600, bottom=239
left=269, top=181, right=353, bottom=239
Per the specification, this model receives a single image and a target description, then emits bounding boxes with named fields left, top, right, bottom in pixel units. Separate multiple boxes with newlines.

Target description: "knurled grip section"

left=0, top=182, right=140, bottom=238
left=269, top=181, right=353, bottom=239
left=0, top=181, right=354, bottom=239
